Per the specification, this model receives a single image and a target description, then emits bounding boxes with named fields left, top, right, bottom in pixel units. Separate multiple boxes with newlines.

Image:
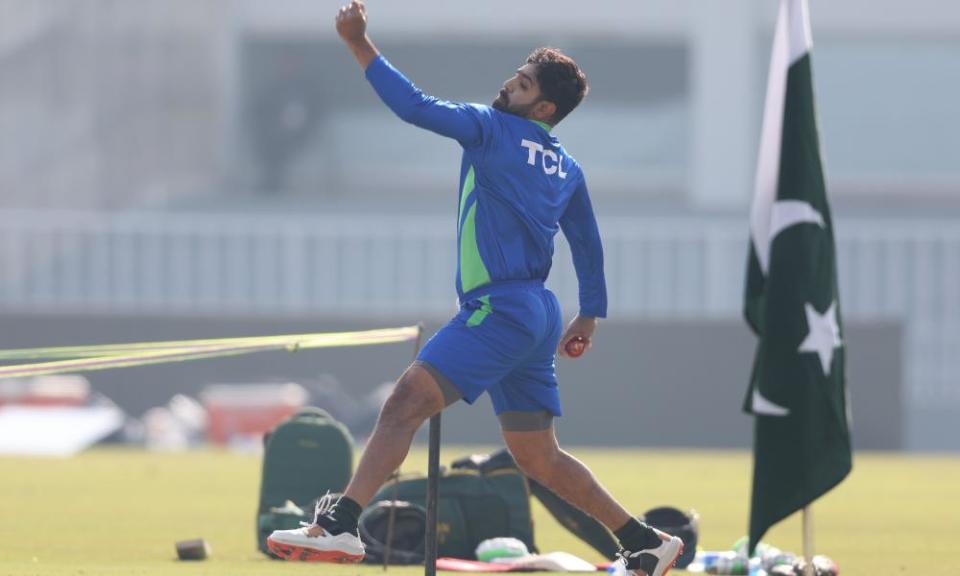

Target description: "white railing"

left=1, top=210, right=958, bottom=408
left=0, top=211, right=755, bottom=317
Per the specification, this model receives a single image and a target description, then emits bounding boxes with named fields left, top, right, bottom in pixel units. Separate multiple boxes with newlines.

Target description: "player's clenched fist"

left=336, top=0, right=367, bottom=43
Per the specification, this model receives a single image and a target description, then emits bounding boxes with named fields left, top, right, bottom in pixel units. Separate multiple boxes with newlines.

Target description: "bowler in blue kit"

left=267, top=3, right=685, bottom=574
left=364, top=53, right=606, bottom=424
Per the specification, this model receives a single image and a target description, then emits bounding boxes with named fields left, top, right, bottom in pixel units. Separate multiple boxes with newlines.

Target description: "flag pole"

left=802, top=506, right=814, bottom=576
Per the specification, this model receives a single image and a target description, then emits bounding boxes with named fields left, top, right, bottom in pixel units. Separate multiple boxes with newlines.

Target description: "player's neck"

left=528, top=118, right=553, bottom=132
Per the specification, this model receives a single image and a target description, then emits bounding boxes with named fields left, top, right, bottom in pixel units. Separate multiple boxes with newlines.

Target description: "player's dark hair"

left=526, top=47, right=588, bottom=125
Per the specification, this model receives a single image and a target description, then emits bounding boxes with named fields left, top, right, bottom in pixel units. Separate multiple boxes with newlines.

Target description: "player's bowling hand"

left=558, top=315, right=597, bottom=358
left=336, top=0, right=367, bottom=43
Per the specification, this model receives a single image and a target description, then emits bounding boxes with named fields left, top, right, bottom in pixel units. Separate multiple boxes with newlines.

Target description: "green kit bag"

left=256, top=407, right=354, bottom=556
left=368, top=467, right=536, bottom=560
left=451, top=449, right=621, bottom=560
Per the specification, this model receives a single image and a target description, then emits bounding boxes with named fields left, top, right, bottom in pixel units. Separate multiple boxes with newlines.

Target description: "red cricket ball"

left=564, top=336, right=586, bottom=358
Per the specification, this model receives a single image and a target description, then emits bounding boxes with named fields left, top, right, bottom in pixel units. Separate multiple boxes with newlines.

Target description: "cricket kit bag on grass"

left=358, top=500, right=429, bottom=565
left=256, top=407, right=354, bottom=557
left=450, top=449, right=621, bottom=559
left=451, top=449, right=699, bottom=568
left=364, top=464, right=536, bottom=562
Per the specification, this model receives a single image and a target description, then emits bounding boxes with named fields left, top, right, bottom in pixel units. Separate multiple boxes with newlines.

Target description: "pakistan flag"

left=743, top=0, right=852, bottom=553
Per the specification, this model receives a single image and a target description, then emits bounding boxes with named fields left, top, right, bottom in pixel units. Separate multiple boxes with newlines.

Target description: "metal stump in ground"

left=424, top=413, right=441, bottom=576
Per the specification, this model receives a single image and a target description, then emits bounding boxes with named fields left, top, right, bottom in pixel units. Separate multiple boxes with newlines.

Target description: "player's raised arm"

left=335, top=1, right=486, bottom=147
left=335, top=0, right=378, bottom=69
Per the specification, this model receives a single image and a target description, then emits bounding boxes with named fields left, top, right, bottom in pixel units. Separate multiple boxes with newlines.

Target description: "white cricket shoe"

left=267, top=493, right=365, bottom=563
left=612, top=532, right=684, bottom=576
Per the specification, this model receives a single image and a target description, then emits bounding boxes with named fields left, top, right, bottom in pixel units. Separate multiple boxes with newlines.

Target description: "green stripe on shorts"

left=466, top=295, right=492, bottom=327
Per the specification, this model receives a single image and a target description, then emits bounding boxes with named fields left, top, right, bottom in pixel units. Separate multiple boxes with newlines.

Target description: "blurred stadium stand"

left=0, top=0, right=230, bottom=209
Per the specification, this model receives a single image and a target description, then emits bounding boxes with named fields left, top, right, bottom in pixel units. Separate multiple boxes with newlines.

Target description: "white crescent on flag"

left=750, top=198, right=824, bottom=416
left=751, top=389, right=790, bottom=417
left=759, top=199, right=826, bottom=274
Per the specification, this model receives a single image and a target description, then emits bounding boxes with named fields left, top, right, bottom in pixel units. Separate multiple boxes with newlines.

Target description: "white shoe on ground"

left=613, top=533, right=684, bottom=576
left=266, top=493, right=365, bottom=563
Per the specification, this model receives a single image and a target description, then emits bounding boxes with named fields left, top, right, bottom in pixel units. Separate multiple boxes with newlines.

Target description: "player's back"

left=475, top=109, right=582, bottom=233
left=458, top=107, right=585, bottom=291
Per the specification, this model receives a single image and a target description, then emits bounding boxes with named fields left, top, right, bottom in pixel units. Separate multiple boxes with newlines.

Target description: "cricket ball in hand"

left=564, top=336, right=586, bottom=357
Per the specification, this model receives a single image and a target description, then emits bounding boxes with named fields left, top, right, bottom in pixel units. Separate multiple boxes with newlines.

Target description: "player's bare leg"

left=343, top=364, right=447, bottom=505
left=503, top=426, right=630, bottom=528
left=503, top=427, right=684, bottom=576
left=268, top=363, right=446, bottom=562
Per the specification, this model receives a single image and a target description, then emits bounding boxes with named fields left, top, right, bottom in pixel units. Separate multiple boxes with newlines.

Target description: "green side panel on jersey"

left=460, top=201, right=491, bottom=294
left=458, top=166, right=476, bottom=226
left=466, top=295, right=493, bottom=327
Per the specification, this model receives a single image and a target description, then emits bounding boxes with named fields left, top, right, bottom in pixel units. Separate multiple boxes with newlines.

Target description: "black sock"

left=331, top=496, right=363, bottom=532
left=614, top=517, right=661, bottom=551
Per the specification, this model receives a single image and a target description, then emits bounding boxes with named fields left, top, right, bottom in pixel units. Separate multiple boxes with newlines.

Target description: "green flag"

left=743, top=0, right=852, bottom=553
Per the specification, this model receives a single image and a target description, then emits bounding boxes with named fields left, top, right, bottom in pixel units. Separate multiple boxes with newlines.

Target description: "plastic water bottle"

left=704, top=552, right=749, bottom=575
left=696, top=551, right=729, bottom=573
left=748, top=557, right=767, bottom=576
left=607, top=560, right=627, bottom=576
left=759, top=549, right=796, bottom=571
left=697, top=551, right=721, bottom=571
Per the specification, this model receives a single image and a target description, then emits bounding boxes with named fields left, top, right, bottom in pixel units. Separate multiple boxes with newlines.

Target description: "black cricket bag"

left=256, top=407, right=354, bottom=556
left=452, top=449, right=698, bottom=568
left=451, top=449, right=619, bottom=559
left=359, top=500, right=429, bottom=565
left=366, top=464, right=536, bottom=561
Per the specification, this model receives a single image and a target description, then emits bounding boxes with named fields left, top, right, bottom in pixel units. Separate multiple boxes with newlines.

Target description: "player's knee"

left=379, top=365, right=445, bottom=429
left=510, top=443, right=560, bottom=482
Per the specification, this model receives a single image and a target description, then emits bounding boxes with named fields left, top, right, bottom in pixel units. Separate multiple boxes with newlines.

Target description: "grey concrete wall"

left=0, top=313, right=902, bottom=450
left=0, top=1, right=230, bottom=210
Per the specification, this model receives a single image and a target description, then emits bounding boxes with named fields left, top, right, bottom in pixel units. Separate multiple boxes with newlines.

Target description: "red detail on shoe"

left=266, top=538, right=364, bottom=563
left=659, top=541, right=684, bottom=576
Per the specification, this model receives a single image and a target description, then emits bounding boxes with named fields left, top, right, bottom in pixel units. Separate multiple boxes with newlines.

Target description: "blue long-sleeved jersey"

left=365, top=55, right=607, bottom=318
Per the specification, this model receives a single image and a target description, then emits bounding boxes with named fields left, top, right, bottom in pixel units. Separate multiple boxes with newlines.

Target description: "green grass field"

left=1, top=446, right=957, bottom=576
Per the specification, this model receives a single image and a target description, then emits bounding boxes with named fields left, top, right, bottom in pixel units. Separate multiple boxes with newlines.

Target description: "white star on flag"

left=798, top=301, right=843, bottom=376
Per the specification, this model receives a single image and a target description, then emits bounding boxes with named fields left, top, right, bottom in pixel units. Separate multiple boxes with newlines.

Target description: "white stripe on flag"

left=750, top=0, right=815, bottom=274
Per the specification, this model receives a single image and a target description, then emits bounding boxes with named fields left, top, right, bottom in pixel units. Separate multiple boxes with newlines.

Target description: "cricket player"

left=269, top=3, right=684, bottom=575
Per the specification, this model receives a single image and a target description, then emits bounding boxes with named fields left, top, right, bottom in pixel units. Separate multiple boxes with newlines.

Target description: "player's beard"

left=492, top=90, right=540, bottom=119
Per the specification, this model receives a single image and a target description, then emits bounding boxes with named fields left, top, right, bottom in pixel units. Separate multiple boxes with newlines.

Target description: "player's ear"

left=534, top=100, right=557, bottom=124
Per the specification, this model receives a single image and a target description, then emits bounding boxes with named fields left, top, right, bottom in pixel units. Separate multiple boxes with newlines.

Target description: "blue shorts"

left=417, top=280, right=564, bottom=417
